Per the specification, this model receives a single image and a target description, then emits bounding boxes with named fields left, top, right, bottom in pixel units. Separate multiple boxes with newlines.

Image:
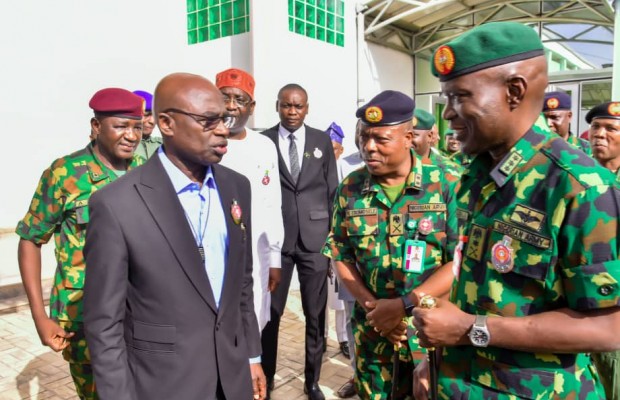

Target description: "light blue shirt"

left=158, top=148, right=260, bottom=364
left=158, top=148, right=228, bottom=308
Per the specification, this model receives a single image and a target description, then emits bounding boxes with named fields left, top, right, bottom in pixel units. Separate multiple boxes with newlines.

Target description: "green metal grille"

left=289, top=0, right=345, bottom=47
left=187, top=0, right=250, bottom=45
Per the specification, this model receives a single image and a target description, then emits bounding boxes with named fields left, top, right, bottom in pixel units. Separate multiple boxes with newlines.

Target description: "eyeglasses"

left=222, top=96, right=251, bottom=107
left=163, top=108, right=233, bottom=130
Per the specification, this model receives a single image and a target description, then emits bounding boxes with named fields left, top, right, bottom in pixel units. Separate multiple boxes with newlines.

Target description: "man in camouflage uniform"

left=323, top=90, right=459, bottom=399
left=133, top=90, right=162, bottom=159
left=16, top=88, right=144, bottom=400
left=445, top=129, right=471, bottom=167
left=586, top=101, right=620, bottom=400
left=412, top=22, right=620, bottom=400
left=411, top=108, right=462, bottom=179
left=543, top=91, right=591, bottom=155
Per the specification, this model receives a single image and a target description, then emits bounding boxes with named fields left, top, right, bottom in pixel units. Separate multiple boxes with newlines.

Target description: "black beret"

left=543, top=92, right=571, bottom=112
left=356, top=90, right=415, bottom=126
left=586, top=102, right=620, bottom=124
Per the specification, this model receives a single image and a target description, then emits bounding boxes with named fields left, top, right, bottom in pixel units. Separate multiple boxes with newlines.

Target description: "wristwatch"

left=400, top=295, right=415, bottom=317
left=468, top=315, right=490, bottom=347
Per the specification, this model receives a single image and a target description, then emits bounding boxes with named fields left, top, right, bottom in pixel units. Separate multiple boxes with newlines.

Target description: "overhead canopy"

left=358, top=0, right=615, bottom=68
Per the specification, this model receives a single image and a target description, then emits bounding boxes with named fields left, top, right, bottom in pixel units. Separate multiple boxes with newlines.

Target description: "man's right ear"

left=157, top=113, right=174, bottom=138
left=275, top=100, right=279, bottom=112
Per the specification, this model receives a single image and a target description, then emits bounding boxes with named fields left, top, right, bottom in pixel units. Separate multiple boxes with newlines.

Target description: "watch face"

left=470, top=328, right=489, bottom=346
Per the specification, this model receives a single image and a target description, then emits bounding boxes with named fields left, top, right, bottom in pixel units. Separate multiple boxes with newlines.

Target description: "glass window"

left=288, top=0, right=345, bottom=47
left=187, top=0, right=250, bottom=44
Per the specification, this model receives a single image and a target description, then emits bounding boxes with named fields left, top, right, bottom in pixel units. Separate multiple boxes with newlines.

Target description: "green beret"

left=431, top=22, right=544, bottom=82
left=444, top=128, right=455, bottom=136
left=413, top=108, right=435, bottom=130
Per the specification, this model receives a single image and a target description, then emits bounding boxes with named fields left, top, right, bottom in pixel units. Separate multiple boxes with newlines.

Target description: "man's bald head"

left=154, top=73, right=220, bottom=117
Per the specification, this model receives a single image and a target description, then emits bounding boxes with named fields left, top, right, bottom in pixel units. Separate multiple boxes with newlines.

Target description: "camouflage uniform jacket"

left=567, top=133, right=591, bottom=156
left=429, top=147, right=463, bottom=178
left=16, top=144, right=143, bottom=325
left=448, top=150, right=472, bottom=168
left=444, top=118, right=620, bottom=399
left=323, top=150, right=459, bottom=355
left=134, top=135, right=162, bottom=159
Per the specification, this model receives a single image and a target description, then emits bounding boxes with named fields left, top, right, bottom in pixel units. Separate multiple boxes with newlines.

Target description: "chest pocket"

left=480, top=221, right=553, bottom=316
left=60, top=202, right=90, bottom=289
left=346, top=211, right=380, bottom=260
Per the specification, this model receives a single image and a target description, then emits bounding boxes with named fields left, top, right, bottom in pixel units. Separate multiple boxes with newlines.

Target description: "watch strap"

left=400, top=295, right=415, bottom=316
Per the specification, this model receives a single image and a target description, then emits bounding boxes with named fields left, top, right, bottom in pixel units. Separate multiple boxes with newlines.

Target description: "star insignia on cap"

left=609, top=102, right=620, bottom=116
left=365, top=106, right=383, bottom=123
left=434, top=45, right=456, bottom=75
left=546, top=98, right=559, bottom=109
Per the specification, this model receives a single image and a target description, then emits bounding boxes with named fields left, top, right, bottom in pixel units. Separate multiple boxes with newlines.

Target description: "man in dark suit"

left=83, top=72, right=267, bottom=400
left=261, top=84, right=338, bottom=400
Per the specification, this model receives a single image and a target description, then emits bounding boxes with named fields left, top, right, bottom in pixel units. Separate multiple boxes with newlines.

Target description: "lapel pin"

left=231, top=199, right=242, bottom=225
left=313, top=148, right=323, bottom=158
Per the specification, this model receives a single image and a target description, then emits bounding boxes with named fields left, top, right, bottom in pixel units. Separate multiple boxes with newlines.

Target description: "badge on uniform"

left=491, top=235, right=514, bottom=273
left=262, top=170, right=270, bottom=185
left=389, top=213, right=404, bottom=236
left=313, top=147, right=323, bottom=158
left=403, top=239, right=426, bottom=273
left=418, top=217, right=434, bottom=235
left=452, top=236, right=468, bottom=280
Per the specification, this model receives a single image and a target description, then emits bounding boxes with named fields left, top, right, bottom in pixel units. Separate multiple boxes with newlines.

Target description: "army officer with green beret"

left=412, top=22, right=620, bottom=400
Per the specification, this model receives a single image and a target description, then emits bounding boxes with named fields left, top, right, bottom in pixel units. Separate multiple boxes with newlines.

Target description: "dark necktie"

left=289, top=134, right=300, bottom=183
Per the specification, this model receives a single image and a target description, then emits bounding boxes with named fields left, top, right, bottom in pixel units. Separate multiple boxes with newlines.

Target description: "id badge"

left=403, top=239, right=426, bottom=273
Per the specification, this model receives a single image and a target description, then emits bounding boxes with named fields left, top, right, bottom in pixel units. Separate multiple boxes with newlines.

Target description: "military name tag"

left=493, top=221, right=551, bottom=249
left=346, top=208, right=378, bottom=217
left=389, top=213, right=404, bottom=236
left=408, top=203, right=447, bottom=213
left=403, top=239, right=426, bottom=273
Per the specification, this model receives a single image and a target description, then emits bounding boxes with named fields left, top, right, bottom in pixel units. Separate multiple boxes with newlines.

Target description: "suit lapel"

left=212, top=165, right=241, bottom=319
left=266, top=126, right=296, bottom=189
left=136, top=156, right=218, bottom=313
left=298, top=126, right=317, bottom=184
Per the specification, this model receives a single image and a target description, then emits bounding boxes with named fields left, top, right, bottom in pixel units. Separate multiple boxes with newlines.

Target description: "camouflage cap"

left=585, top=101, right=620, bottom=123
left=413, top=108, right=435, bottom=130
left=431, top=22, right=544, bottom=82
left=356, top=90, right=415, bottom=126
left=543, top=91, right=571, bottom=112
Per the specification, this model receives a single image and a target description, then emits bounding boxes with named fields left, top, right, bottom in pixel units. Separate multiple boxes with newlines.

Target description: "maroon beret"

left=89, top=88, right=145, bottom=119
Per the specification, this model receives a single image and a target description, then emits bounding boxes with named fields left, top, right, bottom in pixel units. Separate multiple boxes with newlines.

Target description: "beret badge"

left=609, top=102, right=620, bottom=116
left=434, top=45, right=456, bottom=76
left=412, top=116, right=418, bottom=127
left=365, top=106, right=383, bottom=123
left=546, top=98, right=559, bottom=110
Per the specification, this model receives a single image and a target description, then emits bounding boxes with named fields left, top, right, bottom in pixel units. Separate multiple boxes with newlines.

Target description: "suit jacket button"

left=295, top=191, right=300, bottom=196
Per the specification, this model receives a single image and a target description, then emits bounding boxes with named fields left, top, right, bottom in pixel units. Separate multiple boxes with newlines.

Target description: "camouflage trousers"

left=354, top=323, right=418, bottom=400
left=59, top=320, right=98, bottom=400
left=68, top=362, right=98, bottom=400
left=592, top=351, right=620, bottom=400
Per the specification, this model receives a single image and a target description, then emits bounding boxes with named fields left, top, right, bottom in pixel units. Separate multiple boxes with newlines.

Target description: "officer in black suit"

left=261, top=84, right=338, bottom=400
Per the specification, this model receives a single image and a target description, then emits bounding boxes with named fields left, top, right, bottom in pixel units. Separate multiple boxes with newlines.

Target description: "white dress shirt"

left=278, top=124, right=307, bottom=174
left=219, top=128, right=284, bottom=330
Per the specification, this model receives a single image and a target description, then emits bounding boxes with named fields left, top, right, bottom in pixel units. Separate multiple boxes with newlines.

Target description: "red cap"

left=89, top=88, right=145, bottom=119
left=216, top=68, right=255, bottom=99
